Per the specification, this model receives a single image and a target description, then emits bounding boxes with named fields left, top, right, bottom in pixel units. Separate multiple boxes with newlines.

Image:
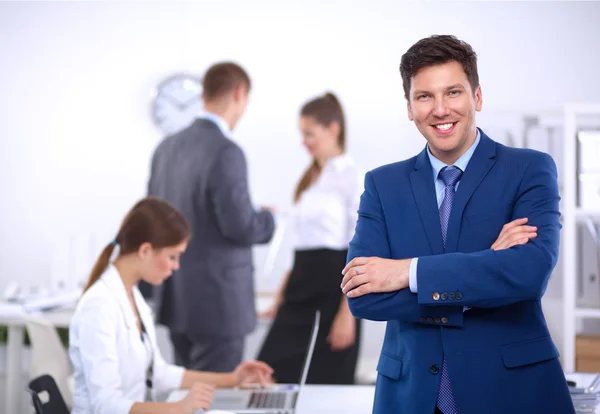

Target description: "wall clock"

left=151, top=74, right=203, bottom=135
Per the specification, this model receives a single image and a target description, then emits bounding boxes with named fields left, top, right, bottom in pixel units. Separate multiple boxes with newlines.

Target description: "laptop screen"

left=298, top=310, right=320, bottom=388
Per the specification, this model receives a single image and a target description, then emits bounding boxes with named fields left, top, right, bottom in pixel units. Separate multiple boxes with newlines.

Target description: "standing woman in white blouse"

left=69, top=197, right=273, bottom=414
left=258, top=92, right=363, bottom=384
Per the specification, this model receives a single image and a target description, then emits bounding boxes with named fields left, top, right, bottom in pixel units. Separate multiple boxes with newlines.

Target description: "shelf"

left=576, top=208, right=600, bottom=220
left=575, top=307, right=600, bottom=319
left=562, top=104, right=600, bottom=373
left=564, top=104, right=600, bottom=115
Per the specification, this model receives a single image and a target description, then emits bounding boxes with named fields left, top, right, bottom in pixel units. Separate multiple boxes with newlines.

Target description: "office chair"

left=24, top=312, right=74, bottom=407
left=26, top=374, right=69, bottom=414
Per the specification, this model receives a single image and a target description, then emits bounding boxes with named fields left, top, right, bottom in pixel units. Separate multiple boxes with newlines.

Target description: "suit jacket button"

left=426, top=317, right=433, bottom=323
left=420, top=317, right=426, bottom=323
left=448, top=292, right=455, bottom=301
left=430, top=364, right=439, bottom=375
left=455, top=291, right=463, bottom=300
left=432, top=292, right=440, bottom=301
left=434, top=317, right=441, bottom=323
left=441, top=317, right=448, bottom=324
left=440, top=293, right=447, bottom=301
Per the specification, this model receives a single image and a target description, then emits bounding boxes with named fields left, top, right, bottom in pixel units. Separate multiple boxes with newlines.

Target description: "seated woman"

left=69, top=197, right=273, bottom=414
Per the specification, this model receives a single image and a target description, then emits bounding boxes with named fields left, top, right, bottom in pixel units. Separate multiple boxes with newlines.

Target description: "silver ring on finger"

left=355, top=267, right=360, bottom=275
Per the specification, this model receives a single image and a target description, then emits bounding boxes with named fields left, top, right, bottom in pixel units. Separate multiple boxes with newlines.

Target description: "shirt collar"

left=100, top=264, right=144, bottom=329
left=197, top=111, right=232, bottom=138
left=427, top=128, right=481, bottom=182
left=326, top=153, right=352, bottom=172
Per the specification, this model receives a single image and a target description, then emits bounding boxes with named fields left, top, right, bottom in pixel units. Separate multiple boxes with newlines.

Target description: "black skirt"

left=257, top=248, right=361, bottom=385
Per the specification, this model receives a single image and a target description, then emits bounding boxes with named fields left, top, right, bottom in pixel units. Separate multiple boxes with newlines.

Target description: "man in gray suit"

left=148, top=62, right=276, bottom=372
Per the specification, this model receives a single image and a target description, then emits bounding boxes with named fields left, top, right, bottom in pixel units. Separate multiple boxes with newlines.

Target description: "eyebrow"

left=412, top=84, right=466, bottom=96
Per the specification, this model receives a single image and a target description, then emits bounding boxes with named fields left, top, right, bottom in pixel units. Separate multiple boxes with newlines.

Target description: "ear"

left=327, top=122, right=341, bottom=140
left=137, top=242, right=153, bottom=259
left=474, top=85, right=483, bottom=112
left=407, top=99, right=414, bottom=121
left=233, top=83, right=247, bottom=102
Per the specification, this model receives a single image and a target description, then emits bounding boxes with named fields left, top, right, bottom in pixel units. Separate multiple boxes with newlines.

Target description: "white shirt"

left=291, top=154, right=364, bottom=252
left=69, top=265, right=184, bottom=414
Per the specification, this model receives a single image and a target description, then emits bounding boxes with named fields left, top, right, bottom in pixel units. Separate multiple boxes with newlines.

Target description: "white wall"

left=1, top=0, right=600, bottom=357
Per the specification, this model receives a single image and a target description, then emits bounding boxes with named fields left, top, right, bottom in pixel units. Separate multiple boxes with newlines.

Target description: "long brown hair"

left=82, top=197, right=191, bottom=293
left=294, top=92, right=346, bottom=203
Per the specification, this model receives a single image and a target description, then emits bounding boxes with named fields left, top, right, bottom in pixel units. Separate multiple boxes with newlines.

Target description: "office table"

left=167, top=373, right=600, bottom=414
left=167, top=385, right=376, bottom=414
left=0, top=304, right=73, bottom=414
left=0, top=296, right=276, bottom=414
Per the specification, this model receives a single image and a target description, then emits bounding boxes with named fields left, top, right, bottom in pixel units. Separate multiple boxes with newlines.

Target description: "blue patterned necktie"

left=436, top=165, right=463, bottom=414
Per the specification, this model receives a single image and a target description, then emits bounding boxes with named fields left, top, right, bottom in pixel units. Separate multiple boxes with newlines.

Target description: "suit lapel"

left=445, top=131, right=497, bottom=253
left=410, top=149, right=444, bottom=255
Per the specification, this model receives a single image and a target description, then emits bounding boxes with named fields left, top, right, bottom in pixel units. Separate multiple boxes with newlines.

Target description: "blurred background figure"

left=147, top=62, right=276, bottom=373
left=69, top=197, right=273, bottom=414
left=258, top=93, right=363, bottom=384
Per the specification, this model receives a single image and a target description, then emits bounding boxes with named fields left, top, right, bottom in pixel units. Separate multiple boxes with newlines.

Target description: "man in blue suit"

left=340, top=35, right=574, bottom=414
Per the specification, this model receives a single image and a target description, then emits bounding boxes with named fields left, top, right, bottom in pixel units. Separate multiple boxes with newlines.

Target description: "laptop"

left=207, top=310, right=320, bottom=413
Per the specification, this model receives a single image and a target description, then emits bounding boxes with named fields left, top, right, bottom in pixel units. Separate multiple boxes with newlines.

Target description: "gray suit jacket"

left=148, top=118, right=275, bottom=340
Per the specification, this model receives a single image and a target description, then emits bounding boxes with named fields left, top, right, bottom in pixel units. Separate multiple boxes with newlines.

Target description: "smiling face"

left=299, top=115, right=341, bottom=160
left=407, top=60, right=482, bottom=165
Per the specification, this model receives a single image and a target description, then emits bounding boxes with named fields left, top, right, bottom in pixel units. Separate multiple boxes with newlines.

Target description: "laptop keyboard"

left=248, top=391, right=287, bottom=409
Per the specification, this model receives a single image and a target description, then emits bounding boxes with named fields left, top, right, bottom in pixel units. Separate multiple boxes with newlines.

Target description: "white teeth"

left=435, top=123, right=454, bottom=131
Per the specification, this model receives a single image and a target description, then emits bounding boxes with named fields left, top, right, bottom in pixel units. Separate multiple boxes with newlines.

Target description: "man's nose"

left=432, top=98, right=451, bottom=118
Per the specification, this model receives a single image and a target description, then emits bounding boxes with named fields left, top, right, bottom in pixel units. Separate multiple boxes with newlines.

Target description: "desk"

left=0, top=304, right=73, bottom=414
left=0, top=296, right=275, bottom=414
left=167, top=385, right=376, bottom=414
left=167, top=374, right=600, bottom=414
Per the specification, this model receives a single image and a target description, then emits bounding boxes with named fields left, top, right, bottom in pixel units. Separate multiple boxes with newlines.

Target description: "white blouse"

left=69, top=265, right=184, bottom=414
left=291, top=154, right=364, bottom=252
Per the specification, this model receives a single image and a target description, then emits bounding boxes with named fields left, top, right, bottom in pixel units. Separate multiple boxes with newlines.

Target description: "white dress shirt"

left=291, top=154, right=364, bottom=253
left=69, top=265, right=184, bottom=414
left=409, top=129, right=481, bottom=293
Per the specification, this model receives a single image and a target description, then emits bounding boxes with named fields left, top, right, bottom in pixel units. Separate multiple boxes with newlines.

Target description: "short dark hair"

left=399, top=35, right=479, bottom=99
left=202, top=62, right=251, bottom=101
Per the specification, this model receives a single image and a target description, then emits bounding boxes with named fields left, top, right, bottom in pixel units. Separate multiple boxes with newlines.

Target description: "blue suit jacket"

left=347, top=131, right=574, bottom=414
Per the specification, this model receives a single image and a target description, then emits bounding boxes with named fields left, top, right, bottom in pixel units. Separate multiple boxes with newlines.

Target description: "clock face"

left=151, top=74, right=203, bottom=135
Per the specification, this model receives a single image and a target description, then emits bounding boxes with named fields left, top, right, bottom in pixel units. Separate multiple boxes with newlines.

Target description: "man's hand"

left=340, top=257, right=411, bottom=298
left=259, top=205, right=278, bottom=215
left=491, top=218, right=537, bottom=251
left=232, top=360, right=274, bottom=387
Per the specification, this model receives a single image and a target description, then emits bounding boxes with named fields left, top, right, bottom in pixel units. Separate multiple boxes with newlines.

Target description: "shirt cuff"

left=271, top=211, right=278, bottom=227
left=409, top=258, right=418, bottom=293
left=156, top=364, right=186, bottom=392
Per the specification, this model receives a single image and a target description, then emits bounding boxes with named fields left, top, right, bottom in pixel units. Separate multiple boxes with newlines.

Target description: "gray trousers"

left=169, top=331, right=244, bottom=372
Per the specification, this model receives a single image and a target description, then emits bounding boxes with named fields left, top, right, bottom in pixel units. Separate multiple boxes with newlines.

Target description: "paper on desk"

left=566, top=372, right=600, bottom=392
left=22, top=289, right=81, bottom=312
left=0, top=303, right=25, bottom=318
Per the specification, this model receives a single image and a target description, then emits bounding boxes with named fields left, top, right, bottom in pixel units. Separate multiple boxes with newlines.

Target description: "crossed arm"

left=340, top=154, right=560, bottom=323
left=341, top=217, right=538, bottom=297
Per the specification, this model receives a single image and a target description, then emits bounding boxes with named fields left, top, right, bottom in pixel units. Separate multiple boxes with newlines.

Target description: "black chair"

left=26, top=374, right=69, bottom=414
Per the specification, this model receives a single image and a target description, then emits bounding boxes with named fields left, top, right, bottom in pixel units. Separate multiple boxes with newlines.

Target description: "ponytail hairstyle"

left=294, top=92, right=346, bottom=203
left=82, top=197, right=191, bottom=294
